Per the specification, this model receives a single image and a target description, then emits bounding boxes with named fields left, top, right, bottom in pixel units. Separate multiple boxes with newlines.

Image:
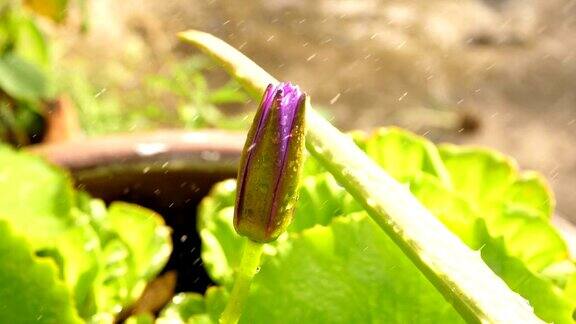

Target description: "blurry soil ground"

left=56, top=0, right=576, bottom=220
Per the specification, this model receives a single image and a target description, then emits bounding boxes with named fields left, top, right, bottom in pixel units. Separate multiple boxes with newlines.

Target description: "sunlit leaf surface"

left=196, top=127, right=574, bottom=323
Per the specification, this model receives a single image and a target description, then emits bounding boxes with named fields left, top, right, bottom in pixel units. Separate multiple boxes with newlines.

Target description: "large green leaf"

left=0, top=146, right=173, bottom=320
left=157, top=292, right=210, bottom=323
left=0, top=220, right=82, bottom=324
left=364, top=127, right=451, bottom=185
left=438, top=144, right=568, bottom=271
left=197, top=181, right=244, bottom=286
left=52, top=218, right=100, bottom=318
left=107, top=202, right=173, bottom=280
left=106, top=202, right=172, bottom=299
left=0, top=146, right=102, bottom=317
left=12, top=13, right=50, bottom=68
left=482, top=235, right=575, bottom=324
left=84, top=199, right=173, bottom=319
left=501, top=171, right=554, bottom=220
left=0, top=145, right=75, bottom=247
left=197, top=175, right=359, bottom=286
left=290, top=173, right=349, bottom=231
left=408, top=173, right=484, bottom=249
left=245, top=213, right=464, bottom=323
left=0, top=53, right=48, bottom=101
left=197, top=126, right=573, bottom=323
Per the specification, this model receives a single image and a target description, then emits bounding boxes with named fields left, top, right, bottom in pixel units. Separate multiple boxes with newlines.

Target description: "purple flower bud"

left=234, top=82, right=307, bottom=242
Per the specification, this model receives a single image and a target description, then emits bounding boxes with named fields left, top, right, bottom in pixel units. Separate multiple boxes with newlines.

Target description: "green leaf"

left=198, top=198, right=243, bottom=286
left=0, top=145, right=75, bottom=247
left=0, top=220, right=82, bottom=324
left=198, top=175, right=358, bottom=286
left=52, top=219, right=100, bottom=318
left=438, top=144, right=568, bottom=271
left=92, top=239, right=134, bottom=318
left=439, top=145, right=517, bottom=218
left=125, top=312, right=155, bottom=324
left=482, top=235, right=575, bottom=324
left=12, top=14, right=50, bottom=68
left=0, top=54, right=48, bottom=101
left=290, top=173, right=347, bottom=231
left=241, top=213, right=464, bottom=323
left=106, top=202, right=172, bottom=283
left=408, top=174, right=484, bottom=249
left=88, top=202, right=172, bottom=317
left=488, top=208, right=568, bottom=272
left=158, top=288, right=228, bottom=324
left=199, top=126, right=570, bottom=323
left=0, top=146, right=173, bottom=320
left=158, top=293, right=207, bottom=322
left=363, top=127, right=451, bottom=185
left=196, top=181, right=239, bottom=279
left=502, top=171, right=554, bottom=219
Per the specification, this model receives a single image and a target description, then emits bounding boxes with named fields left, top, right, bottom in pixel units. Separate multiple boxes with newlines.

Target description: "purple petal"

left=278, top=82, right=303, bottom=157
left=267, top=82, right=304, bottom=235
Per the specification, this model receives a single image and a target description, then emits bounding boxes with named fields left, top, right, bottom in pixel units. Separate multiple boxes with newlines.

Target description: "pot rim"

left=27, top=129, right=246, bottom=170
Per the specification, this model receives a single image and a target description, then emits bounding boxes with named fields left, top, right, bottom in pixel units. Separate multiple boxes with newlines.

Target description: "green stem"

left=220, top=239, right=264, bottom=324
left=179, top=30, right=542, bottom=323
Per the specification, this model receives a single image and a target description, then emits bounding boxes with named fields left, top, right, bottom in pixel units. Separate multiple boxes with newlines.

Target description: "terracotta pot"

left=30, top=130, right=245, bottom=297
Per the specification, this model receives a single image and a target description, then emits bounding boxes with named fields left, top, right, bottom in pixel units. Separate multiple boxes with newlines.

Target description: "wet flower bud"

left=234, top=82, right=307, bottom=243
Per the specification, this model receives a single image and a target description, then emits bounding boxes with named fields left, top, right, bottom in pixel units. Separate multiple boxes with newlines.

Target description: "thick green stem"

left=179, top=30, right=542, bottom=323
left=220, top=239, right=264, bottom=324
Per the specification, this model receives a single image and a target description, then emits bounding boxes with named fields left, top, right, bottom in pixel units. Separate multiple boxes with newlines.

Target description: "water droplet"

left=330, top=93, right=341, bottom=105
left=94, top=88, right=107, bottom=98
left=306, top=53, right=317, bottom=61
left=398, top=92, right=408, bottom=101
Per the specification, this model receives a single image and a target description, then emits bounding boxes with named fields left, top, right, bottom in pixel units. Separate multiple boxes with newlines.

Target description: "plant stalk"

left=179, top=30, right=542, bottom=323
left=220, top=239, right=264, bottom=324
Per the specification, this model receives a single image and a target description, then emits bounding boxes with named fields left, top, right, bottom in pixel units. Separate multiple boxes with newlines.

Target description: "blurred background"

left=2, top=0, right=576, bottom=218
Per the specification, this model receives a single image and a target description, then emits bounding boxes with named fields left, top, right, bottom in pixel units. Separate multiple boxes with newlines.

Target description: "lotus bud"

left=234, top=82, right=307, bottom=243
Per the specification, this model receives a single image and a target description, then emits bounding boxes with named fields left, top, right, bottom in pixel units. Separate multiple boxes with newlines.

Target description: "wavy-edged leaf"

left=482, top=235, right=575, bottom=324
left=438, top=144, right=568, bottom=270
left=125, top=313, right=155, bottom=324
left=158, top=292, right=208, bottom=323
left=0, top=220, right=82, bottom=324
left=439, top=145, right=517, bottom=216
left=489, top=208, right=568, bottom=272
left=88, top=202, right=173, bottom=318
left=291, top=173, right=347, bottom=231
left=241, top=212, right=464, bottom=323
left=364, top=127, right=451, bottom=185
left=502, top=171, right=554, bottom=219
left=0, top=145, right=74, bottom=247
left=106, top=202, right=172, bottom=284
left=409, top=173, right=484, bottom=249
left=157, top=287, right=228, bottom=324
